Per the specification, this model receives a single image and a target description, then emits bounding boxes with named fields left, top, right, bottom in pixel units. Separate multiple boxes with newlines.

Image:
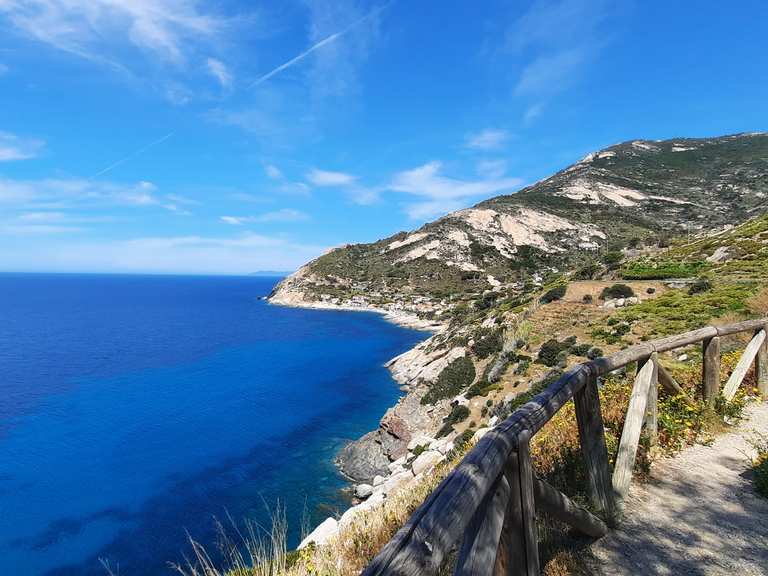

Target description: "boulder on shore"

left=298, top=517, right=338, bottom=549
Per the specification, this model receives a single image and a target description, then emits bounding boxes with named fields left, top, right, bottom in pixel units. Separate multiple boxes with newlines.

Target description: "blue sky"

left=0, top=0, right=766, bottom=274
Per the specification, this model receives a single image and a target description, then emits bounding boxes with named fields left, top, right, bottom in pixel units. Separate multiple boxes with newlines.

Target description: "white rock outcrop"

left=411, top=450, right=444, bottom=476
left=299, top=517, right=339, bottom=549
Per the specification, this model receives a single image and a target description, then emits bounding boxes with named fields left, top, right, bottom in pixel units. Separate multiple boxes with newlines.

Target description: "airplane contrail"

left=89, top=131, right=175, bottom=179
left=249, top=3, right=390, bottom=89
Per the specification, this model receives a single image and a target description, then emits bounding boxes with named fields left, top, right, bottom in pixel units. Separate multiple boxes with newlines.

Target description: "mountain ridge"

left=270, top=132, right=768, bottom=318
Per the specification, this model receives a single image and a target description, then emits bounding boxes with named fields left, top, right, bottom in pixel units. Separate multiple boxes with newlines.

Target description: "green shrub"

left=472, top=328, right=503, bottom=359
left=646, top=287, right=656, bottom=294
left=603, top=251, right=623, bottom=267
left=540, top=284, right=567, bottom=304
left=421, top=356, right=476, bottom=405
left=574, top=260, right=601, bottom=280
left=688, top=277, right=712, bottom=295
left=436, top=404, right=471, bottom=437
left=571, top=343, right=591, bottom=356
left=621, top=260, right=708, bottom=280
left=582, top=294, right=593, bottom=304
left=586, top=346, right=604, bottom=360
left=600, top=283, right=635, bottom=300
left=537, top=339, right=571, bottom=367
left=750, top=434, right=768, bottom=498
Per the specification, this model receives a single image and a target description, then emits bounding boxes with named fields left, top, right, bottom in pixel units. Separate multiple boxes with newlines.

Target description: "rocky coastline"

left=267, top=281, right=464, bottom=548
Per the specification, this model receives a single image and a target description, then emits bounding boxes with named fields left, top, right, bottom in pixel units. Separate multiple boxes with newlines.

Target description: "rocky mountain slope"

left=271, top=133, right=767, bottom=319
left=269, top=132, right=768, bottom=483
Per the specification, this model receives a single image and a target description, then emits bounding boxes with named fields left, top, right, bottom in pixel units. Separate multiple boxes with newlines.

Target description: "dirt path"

left=589, top=402, right=768, bottom=575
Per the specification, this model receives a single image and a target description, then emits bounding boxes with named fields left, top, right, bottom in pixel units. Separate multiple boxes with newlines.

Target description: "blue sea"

left=0, top=273, right=426, bottom=575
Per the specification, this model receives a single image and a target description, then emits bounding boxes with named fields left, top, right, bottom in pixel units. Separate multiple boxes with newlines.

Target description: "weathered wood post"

left=702, top=336, right=721, bottom=404
left=517, top=431, right=539, bottom=576
left=574, top=369, right=616, bottom=522
left=612, top=357, right=656, bottom=501
left=455, top=473, right=511, bottom=576
left=643, top=353, right=659, bottom=446
left=496, top=452, right=528, bottom=576
left=756, top=325, right=768, bottom=399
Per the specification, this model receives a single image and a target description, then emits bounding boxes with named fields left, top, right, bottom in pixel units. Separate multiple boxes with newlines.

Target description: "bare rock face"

left=336, top=430, right=395, bottom=482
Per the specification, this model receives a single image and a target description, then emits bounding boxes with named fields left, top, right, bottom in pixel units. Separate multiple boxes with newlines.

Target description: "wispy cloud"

left=514, top=48, right=585, bottom=96
left=464, top=129, right=511, bottom=150
left=0, top=130, right=45, bottom=161
left=0, top=62, right=8, bottom=75
left=264, top=164, right=283, bottom=180
left=220, top=209, right=309, bottom=225
left=205, top=57, right=232, bottom=89
left=476, top=159, right=508, bottom=180
left=389, top=161, right=523, bottom=220
left=0, top=176, right=188, bottom=215
left=306, top=167, right=379, bottom=204
left=0, top=0, right=225, bottom=67
left=506, top=0, right=616, bottom=98
left=306, top=168, right=356, bottom=186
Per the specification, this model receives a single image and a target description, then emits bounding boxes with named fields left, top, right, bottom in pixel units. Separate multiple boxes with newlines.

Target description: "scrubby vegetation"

left=621, top=260, right=708, bottom=279
left=600, top=283, right=635, bottom=300
left=540, top=284, right=567, bottom=304
left=751, top=433, right=768, bottom=498
left=421, top=356, right=476, bottom=405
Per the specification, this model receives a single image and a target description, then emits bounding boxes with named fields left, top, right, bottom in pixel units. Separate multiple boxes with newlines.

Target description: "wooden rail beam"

left=723, top=330, right=766, bottom=401
left=533, top=477, right=608, bottom=538
left=657, top=362, right=695, bottom=406
left=702, top=336, right=721, bottom=405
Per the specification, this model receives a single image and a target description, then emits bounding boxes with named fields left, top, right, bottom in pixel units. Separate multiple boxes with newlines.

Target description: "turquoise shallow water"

left=0, top=273, right=426, bottom=575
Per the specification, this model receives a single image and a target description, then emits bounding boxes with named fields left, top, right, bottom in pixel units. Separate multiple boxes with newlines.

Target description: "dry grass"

left=172, top=443, right=473, bottom=576
left=747, top=286, right=768, bottom=315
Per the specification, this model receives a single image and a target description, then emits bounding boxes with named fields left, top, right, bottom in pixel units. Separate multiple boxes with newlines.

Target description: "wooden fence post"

left=702, top=336, right=721, bottom=405
left=612, top=358, right=656, bottom=501
left=756, top=326, right=768, bottom=400
left=574, top=371, right=616, bottom=523
left=455, top=473, right=511, bottom=576
left=496, top=452, right=527, bottom=576
left=517, top=431, right=539, bottom=576
left=642, top=353, right=659, bottom=447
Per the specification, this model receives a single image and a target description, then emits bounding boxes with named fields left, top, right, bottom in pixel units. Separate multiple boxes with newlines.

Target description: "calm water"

left=0, top=273, right=425, bottom=575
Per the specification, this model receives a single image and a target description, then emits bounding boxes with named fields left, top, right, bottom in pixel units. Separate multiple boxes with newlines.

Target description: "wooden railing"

left=362, top=319, right=768, bottom=576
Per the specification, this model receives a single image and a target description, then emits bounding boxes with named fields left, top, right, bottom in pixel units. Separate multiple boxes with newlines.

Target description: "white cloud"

left=0, top=176, right=188, bottom=215
left=303, top=0, right=384, bottom=100
left=279, top=181, right=312, bottom=196
left=0, top=130, right=45, bottom=161
left=265, top=163, right=283, bottom=180
left=306, top=168, right=357, bottom=187
left=523, top=102, right=545, bottom=125
left=220, top=209, right=309, bottom=225
left=389, top=161, right=523, bottom=220
left=506, top=0, right=615, bottom=98
left=514, top=48, right=585, bottom=96
left=464, top=129, right=511, bottom=150
left=0, top=233, right=326, bottom=274
left=476, top=159, right=508, bottom=180
left=206, top=57, right=232, bottom=89
left=0, top=0, right=225, bottom=66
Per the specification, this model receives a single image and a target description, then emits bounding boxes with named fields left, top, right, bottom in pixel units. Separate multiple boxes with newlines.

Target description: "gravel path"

left=590, top=401, right=768, bottom=575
